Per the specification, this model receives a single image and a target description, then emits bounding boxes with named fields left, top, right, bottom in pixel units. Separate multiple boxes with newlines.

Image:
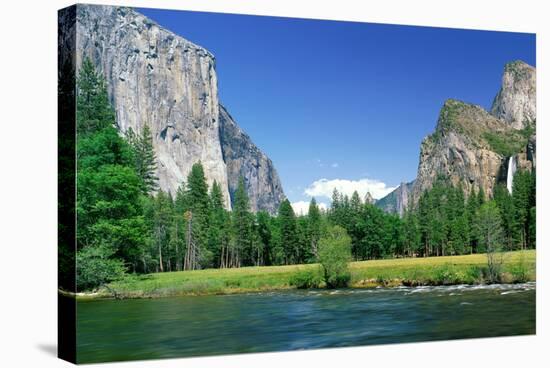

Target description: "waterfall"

left=506, top=155, right=517, bottom=194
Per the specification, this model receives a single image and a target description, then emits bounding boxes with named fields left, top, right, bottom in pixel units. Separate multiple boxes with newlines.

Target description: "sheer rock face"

left=374, top=61, right=536, bottom=215
left=491, top=61, right=536, bottom=129
left=408, top=61, right=536, bottom=206
left=75, top=5, right=229, bottom=205
left=491, top=60, right=537, bottom=172
left=219, top=106, right=285, bottom=214
left=411, top=100, right=514, bottom=202
left=72, top=5, right=285, bottom=211
left=376, top=181, right=414, bottom=216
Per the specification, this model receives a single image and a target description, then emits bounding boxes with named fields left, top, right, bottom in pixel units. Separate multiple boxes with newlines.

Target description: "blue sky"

left=138, top=7, right=535, bottom=212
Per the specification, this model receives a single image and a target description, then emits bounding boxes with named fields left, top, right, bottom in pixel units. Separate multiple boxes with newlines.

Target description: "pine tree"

left=127, top=124, right=159, bottom=194
left=342, top=194, right=351, bottom=225
left=347, top=191, right=364, bottom=259
left=350, top=191, right=362, bottom=214
left=359, top=204, right=385, bottom=259
left=174, top=184, right=188, bottom=214
left=169, top=207, right=185, bottom=272
left=250, top=217, right=264, bottom=266
left=493, top=184, right=516, bottom=250
left=403, top=206, right=421, bottom=257
left=528, top=206, right=536, bottom=249
left=329, top=188, right=342, bottom=225
left=431, top=180, right=448, bottom=256
left=185, top=162, right=211, bottom=268
left=512, top=170, right=532, bottom=249
left=256, top=211, right=273, bottom=266
left=269, top=215, right=284, bottom=265
left=527, top=170, right=536, bottom=248
left=278, top=199, right=298, bottom=264
left=208, top=181, right=230, bottom=267
left=447, top=186, right=468, bottom=255
left=295, top=216, right=310, bottom=264
left=418, top=190, right=432, bottom=257
left=307, top=198, right=322, bottom=258
left=152, top=190, right=174, bottom=272
left=75, top=59, right=146, bottom=288
left=466, top=188, right=480, bottom=254
left=138, top=124, right=159, bottom=193
left=477, top=186, right=486, bottom=205
left=231, top=177, right=253, bottom=267
left=381, top=214, right=403, bottom=257
left=76, top=58, right=115, bottom=135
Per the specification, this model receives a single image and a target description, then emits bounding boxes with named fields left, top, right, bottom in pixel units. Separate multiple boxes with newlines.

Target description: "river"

left=76, top=283, right=535, bottom=363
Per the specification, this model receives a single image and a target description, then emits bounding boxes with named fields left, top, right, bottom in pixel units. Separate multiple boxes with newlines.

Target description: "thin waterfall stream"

left=506, top=155, right=517, bottom=194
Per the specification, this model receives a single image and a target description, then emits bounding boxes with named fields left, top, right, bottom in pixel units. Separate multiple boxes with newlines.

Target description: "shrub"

left=433, top=263, right=462, bottom=285
left=76, top=245, right=127, bottom=291
left=510, top=252, right=530, bottom=283
left=224, top=279, right=242, bottom=288
left=465, top=265, right=485, bottom=284
left=289, top=268, right=322, bottom=289
left=483, top=130, right=527, bottom=157
left=318, top=226, right=352, bottom=289
left=326, top=273, right=351, bottom=288
left=486, top=255, right=503, bottom=283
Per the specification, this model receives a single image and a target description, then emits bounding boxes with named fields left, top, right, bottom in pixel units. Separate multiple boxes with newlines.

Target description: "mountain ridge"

left=378, top=60, right=536, bottom=214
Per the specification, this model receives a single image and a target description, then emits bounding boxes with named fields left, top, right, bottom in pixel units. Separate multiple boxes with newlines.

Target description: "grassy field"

left=79, top=250, right=535, bottom=299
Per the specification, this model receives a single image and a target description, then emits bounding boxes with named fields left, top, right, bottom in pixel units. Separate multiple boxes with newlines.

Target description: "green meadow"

left=75, top=250, right=535, bottom=300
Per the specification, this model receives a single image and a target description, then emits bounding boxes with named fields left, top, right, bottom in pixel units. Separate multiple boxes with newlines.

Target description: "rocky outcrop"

left=364, top=192, right=375, bottom=205
left=411, top=99, right=526, bottom=202
left=491, top=60, right=537, bottom=173
left=376, top=181, right=414, bottom=216
left=219, top=105, right=285, bottom=214
left=407, top=60, right=536, bottom=206
left=491, top=60, right=536, bottom=129
left=71, top=4, right=285, bottom=211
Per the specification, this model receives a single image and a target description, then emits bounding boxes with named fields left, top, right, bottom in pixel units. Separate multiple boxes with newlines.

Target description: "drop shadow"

left=37, top=343, right=57, bottom=357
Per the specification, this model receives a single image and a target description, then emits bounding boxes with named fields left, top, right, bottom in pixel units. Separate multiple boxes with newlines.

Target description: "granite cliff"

left=412, top=61, right=536, bottom=204
left=411, top=99, right=519, bottom=201
left=491, top=61, right=536, bottom=129
left=68, top=4, right=285, bottom=212
left=219, top=105, right=286, bottom=214
left=376, top=181, right=414, bottom=216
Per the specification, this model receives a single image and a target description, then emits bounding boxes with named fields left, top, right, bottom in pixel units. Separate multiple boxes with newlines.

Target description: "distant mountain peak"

left=381, top=61, right=536, bottom=215
left=491, top=60, right=536, bottom=129
left=376, top=181, right=414, bottom=216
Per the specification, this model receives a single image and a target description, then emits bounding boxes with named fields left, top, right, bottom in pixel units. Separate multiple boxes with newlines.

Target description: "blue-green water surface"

left=77, top=283, right=535, bottom=363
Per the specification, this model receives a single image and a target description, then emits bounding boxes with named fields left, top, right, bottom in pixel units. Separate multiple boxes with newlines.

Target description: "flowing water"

left=76, top=283, right=535, bottom=363
left=507, top=155, right=517, bottom=194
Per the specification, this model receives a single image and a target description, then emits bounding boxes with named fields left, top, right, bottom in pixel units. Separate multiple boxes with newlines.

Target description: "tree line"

left=73, top=59, right=536, bottom=291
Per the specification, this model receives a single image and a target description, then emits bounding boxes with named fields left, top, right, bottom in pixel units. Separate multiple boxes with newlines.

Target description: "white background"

left=0, top=0, right=548, bottom=366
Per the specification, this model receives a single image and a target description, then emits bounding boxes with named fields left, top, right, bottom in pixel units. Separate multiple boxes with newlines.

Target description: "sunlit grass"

left=94, top=250, right=535, bottom=299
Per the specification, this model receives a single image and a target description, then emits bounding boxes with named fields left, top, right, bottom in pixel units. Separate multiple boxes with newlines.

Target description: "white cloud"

left=304, top=178, right=396, bottom=201
left=331, top=163, right=339, bottom=168
left=291, top=201, right=328, bottom=216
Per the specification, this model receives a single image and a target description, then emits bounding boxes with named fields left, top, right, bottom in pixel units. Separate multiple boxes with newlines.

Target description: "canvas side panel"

left=58, top=4, right=77, bottom=364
